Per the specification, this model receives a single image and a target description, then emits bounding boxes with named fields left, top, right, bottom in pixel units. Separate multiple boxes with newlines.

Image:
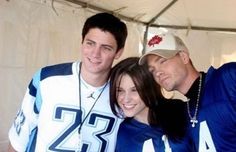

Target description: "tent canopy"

left=65, top=0, right=236, bottom=33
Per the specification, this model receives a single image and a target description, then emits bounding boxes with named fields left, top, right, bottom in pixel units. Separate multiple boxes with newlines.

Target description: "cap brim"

left=139, top=49, right=180, bottom=65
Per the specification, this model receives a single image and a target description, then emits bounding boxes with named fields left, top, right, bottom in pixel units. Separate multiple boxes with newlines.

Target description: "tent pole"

left=142, top=26, right=149, bottom=55
left=64, top=0, right=236, bottom=33
left=147, top=0, right=178, bottom=25
left=142, top=0, right=178, bottom=55
left=150, top=24, right=236, bottom=33
left=64, top=0, right=146, bottom=24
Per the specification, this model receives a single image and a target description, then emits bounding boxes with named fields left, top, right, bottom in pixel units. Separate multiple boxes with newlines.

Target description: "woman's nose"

left=122, top=92, right=131, bottom=103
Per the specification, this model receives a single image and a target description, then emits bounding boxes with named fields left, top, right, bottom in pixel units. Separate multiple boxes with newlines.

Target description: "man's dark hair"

left=82, top=12, right=128, bottom=51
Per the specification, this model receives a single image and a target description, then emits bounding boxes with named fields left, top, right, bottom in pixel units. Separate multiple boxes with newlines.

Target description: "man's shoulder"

left=208, top=62, right=236, bottom=72
left=206, top=62, right=236, bottom=84
left=40, top=62, right=75, bottom=80
left=218, top=62, right=236, bottom=71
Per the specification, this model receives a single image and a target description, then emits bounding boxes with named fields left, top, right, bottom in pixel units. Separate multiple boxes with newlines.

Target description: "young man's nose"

left=91, top=46, right=102, bottom=57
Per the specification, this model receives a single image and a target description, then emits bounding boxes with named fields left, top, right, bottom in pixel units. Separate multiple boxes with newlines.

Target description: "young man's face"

left=146, top=53, right=188, bottom=92
left=81, top=28, right=123, bottom=75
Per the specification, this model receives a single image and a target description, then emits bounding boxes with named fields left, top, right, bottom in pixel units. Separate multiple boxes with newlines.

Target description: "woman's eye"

left=117, top=88, right=123, bottom=93
left=131, top=88, right=137, bottom=92
left=148, top=68, right=154, bottom=74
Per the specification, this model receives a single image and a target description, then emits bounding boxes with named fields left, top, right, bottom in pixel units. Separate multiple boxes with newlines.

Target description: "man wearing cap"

left=139, top=33, right=236, bottom=151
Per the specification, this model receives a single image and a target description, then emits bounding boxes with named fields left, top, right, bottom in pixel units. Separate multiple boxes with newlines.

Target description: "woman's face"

left=116, top=74, right=148, bottom=122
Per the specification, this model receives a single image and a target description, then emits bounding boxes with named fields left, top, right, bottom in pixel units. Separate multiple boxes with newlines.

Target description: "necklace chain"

left=76, top=62, right=108, bottom=151
left=187, top=73, right=202, bottom=127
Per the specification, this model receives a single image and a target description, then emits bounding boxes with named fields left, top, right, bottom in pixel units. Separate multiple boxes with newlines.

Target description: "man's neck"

left=80, top=66, right=109, bottom=87
left=179, top=70, right=200, bottom=95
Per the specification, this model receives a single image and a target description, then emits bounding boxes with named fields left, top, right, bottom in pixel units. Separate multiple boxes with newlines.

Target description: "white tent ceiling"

left=64, top=0, right=236, bottom=33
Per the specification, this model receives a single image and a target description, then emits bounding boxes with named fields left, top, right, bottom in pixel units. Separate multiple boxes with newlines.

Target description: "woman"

left=110, top=57, right=193, bottom=152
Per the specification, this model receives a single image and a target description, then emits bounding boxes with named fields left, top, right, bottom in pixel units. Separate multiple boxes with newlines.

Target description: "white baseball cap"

left=139, top=33, right=188, bottom=65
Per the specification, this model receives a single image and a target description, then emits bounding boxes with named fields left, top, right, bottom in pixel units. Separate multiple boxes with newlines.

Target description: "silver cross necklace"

left=187, top=73, right=202, bottom=127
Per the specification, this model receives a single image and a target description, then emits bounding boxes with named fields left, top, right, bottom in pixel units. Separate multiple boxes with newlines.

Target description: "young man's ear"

left=114, top=48, right=124, bottom=59
left=179, top=51, right=190, bottom=64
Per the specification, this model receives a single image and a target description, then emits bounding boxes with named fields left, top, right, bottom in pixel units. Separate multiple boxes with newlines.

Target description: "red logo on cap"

left=148, top=35, right=163, bottom=47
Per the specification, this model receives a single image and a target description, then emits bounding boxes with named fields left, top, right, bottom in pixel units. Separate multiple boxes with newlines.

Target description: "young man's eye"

left=101, top=46, right=113, bottom=52
left=86, top=41, right=93, bottom=46
left=159, top=58, right=167, bottom=64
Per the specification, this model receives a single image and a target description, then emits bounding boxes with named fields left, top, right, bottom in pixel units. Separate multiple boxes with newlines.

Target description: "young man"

left=139, top=33, right=236, bottom=151
left=8, top=12, right=127, bottom=152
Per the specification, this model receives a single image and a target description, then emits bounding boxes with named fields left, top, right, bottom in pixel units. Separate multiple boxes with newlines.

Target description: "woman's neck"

left=134, top=107, right=149, bottom=125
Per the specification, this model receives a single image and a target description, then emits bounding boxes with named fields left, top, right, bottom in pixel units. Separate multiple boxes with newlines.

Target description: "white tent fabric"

left=0, top=0, right=236, bottom=151
left=66, top=0, right=236, bottom=32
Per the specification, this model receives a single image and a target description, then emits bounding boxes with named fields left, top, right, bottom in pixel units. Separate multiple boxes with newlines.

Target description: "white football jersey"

left=9, top=61, right=122, bottom=152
